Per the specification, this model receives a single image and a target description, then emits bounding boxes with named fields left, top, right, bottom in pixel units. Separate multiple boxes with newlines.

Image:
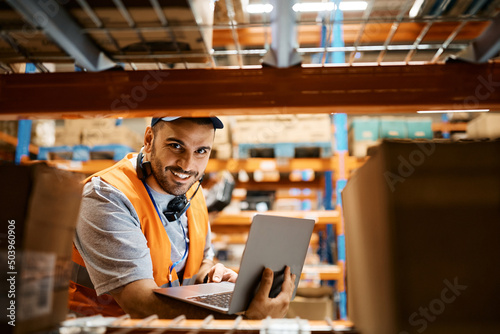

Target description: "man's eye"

left=196, top=148, right=208, bottom=154
left=169, top=143, right=182, bottom=150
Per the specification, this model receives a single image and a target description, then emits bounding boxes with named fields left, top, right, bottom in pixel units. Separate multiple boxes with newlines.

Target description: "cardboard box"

left=233, top=114, right=331, bottom=144
left=54, top=128, right=81, bottom=147
left=64, top=119, right=117, bottom=134
left=0, top=164, right=83, bottom=334
left=286, top=287, right=335, bottom=320
left=213, top=116, right=232, bottom=145
left=212, top=142, right=232, bottom=160
left=82, top=126, right=143, bottom=151
left=342, top=140, right=500, bottom=334
left=467, top=113, right=500, bottom=139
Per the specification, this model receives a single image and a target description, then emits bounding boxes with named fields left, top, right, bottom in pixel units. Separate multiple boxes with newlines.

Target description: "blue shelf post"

left=15, top=63, right=36, bottom=164
left=334, top=113, right=348, bottom=320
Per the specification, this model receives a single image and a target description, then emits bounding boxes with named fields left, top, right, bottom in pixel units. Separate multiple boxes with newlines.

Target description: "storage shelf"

left=108, top=318, right=355, bottom=333
left=2, top=64, right=499, bottom=118
left=206, top=156, right=365, bottom=174
left=223, top=263, right=342, bottom=282
left=42, top=159, right=116, bottom=174
left=432, top=122, right=468, bottom=132
left=211, top=210, right=341, bottom=235
left=32, top=156, right=366, bottom=176
left=0, top=130, right=39, bottom=154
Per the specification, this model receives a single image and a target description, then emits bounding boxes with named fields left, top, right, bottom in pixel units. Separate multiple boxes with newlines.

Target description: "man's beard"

left=150, top=148, right=198, bottom=196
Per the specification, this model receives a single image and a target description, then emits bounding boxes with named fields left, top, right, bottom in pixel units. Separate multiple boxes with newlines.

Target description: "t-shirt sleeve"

left=74, top=177, right=154, bottom=296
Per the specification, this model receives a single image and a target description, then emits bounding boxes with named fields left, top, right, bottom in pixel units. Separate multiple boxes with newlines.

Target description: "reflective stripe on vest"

left=69, top=153, right=209, bottom=316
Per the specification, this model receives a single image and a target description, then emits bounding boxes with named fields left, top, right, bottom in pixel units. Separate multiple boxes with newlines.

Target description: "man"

left=69, top=116, right=295, bottom=319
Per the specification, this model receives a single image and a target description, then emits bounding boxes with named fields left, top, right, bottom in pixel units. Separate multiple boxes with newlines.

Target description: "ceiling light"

left=409, top=0, right=425, bottom=18
left=293, top=2, right=336, bottom=12
left=247, top=1, right=368, bottom=13
left=246, top=4, right=273, bottom=14
left=339, top=1, right=368, bottom=11
left=417, top=109, right=490, bottom=114
left=293, top=1, right=367, bottom=12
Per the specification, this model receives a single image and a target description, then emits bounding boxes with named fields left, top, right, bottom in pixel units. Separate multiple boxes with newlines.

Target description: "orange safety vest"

left=68, top=153, right=209, bottom=317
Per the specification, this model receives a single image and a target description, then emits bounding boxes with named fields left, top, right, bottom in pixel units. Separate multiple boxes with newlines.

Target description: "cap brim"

left=152, top=116, right=223, bottom=129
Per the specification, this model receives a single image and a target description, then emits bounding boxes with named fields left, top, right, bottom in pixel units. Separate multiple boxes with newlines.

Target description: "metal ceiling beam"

left=452, top=14, right=500, bottom=64
left=6, top=0, right=115, bottom=71
left=0, top=63, right=499, bottom=119
left=262, top=0, right=301, bottom=68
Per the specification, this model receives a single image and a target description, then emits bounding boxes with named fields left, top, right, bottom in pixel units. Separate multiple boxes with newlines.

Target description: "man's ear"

left=143, top=126, right=154, bottom=153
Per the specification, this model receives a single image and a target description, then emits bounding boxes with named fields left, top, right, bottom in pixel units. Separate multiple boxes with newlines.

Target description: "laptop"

left=154, top=214, right=315, bottom=314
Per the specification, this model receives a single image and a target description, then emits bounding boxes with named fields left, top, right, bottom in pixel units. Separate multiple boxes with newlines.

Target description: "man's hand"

left=206, top=263, right=238, bottom=283
left=245, top=266, right=296, bottom=319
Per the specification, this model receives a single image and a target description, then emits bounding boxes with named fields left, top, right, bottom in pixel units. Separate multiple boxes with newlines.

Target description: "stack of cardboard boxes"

left=232, top=114, right=333, bottom=158
left=466, top=113, right=500, bottom=139
left=55, top=119, right=144, bottom=153
left=212, top=116, right=232, bottom=160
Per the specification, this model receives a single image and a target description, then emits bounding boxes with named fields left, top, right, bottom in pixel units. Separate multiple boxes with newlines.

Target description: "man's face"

left=145, top=119, right=214, bottom=196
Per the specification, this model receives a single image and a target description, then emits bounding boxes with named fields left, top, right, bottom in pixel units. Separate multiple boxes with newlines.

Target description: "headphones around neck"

left=136, top=151, right=203, bottom=222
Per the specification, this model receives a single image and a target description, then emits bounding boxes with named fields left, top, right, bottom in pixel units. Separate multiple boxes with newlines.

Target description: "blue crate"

left=349, top=117, right=380, bottom=141
left=407, top=118, right=433, bottom=139
left=379, top=118, right=408, bottom=139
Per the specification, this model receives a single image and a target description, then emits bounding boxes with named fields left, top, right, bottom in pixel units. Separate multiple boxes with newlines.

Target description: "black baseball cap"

left=151, top=117, right=224, bottom=129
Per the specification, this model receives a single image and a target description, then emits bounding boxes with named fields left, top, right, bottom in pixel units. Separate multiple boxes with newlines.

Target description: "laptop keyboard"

left=188, top=291, right=233, bottom=309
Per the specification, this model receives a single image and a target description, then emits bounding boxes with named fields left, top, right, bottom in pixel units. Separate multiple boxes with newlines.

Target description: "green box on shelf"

left=349, top=117, right=380, bottom=141
left=379, top=117, right=408, bottom=139
left=406, top=117, right=433, bottom=139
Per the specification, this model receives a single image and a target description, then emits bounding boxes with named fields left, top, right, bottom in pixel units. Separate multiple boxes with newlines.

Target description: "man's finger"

left=280, top=266, right=296, bottom=295
left=210, top=263, right=225, bottom=283
left=222, top=268, right=238, bottom=283
left=255, top=268, right=274, bottom=298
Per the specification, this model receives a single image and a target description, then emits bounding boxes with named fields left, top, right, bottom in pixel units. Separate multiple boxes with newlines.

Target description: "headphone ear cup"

left=136, top=152, right=145, bottom=180
left=168, top=195, right=188, bottom=212
left=136, top=152, right=152, bottom=181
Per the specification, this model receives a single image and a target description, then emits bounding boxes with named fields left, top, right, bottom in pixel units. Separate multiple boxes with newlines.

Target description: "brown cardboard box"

left=81, top=126, right=143, bottom=151
left=342, top=140, right=500, bottom=334
left=0, top=164, right=83, bottom=334
left=232, top=114, right=331, bottom=144
left=466, top=113, right=500, bottom=139
left=286, top=287, right=335, bottom=320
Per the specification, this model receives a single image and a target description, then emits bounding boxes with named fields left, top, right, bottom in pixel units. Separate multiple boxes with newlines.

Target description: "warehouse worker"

left=69, top=117, right=296, bottom=319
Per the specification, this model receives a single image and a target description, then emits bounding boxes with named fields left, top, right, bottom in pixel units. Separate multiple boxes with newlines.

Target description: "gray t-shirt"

left=74, top=161, right=214, bottom=296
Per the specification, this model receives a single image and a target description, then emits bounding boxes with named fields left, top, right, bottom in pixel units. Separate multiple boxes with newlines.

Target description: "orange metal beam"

left=0, top=130, right=39, bottom=154
left=212, top=21, right=490, bottom=47
left=0, top=62, right=499, bottom=119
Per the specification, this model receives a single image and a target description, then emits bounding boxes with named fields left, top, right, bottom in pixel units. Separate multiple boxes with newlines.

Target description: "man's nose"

left=177, top=151, right=195, bottom=172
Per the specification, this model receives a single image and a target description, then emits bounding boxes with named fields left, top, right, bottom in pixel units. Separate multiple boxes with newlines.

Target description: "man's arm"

left=111, top=266, right=295, bottom=319
left=110, top=278, right=234, bottom=319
